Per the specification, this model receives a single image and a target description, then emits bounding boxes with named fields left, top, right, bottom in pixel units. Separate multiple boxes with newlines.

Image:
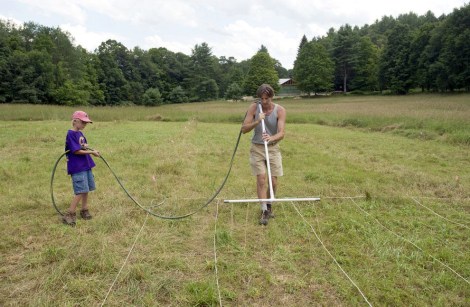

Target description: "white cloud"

left=3, top=0, right=468, bottom=68
left=143, top=34, right=193, bottom=55
left=60, top=24, right=123, bottom=51
left=78, top=0, right=199, bottom=28
left=214, top=20, right=300, bottom=67
left=17, top=0, right=87, bottom=24
left=0, top=15, right=23, bottom=27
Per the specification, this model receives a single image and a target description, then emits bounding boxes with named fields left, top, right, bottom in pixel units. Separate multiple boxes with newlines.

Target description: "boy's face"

left=74, top=120, right=88, bottom=130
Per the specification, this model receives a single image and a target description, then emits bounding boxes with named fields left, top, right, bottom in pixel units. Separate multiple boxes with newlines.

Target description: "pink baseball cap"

left=72, top=110, right=93, bottom=123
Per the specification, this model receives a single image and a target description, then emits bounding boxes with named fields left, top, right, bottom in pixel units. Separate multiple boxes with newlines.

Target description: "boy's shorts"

left=71, top=170, right=96, bottom=195
left=250, top=143, right=283, bottom=176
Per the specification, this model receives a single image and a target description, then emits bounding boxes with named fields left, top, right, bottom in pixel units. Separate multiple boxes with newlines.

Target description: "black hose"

left=51, top=129, right=243, bottom=220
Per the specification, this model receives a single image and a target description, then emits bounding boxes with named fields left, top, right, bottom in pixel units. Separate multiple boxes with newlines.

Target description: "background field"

left=0, top=94, right=469, bottom=306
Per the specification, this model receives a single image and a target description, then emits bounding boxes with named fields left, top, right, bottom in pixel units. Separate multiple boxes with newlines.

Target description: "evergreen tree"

left=332, top=25, right=359, bottom=92
left=168, top=85, right=188, bottom=103
left=188, top=42, right=220, bottom=101
left=379, top=23, right=414, bottom=94
left=436, top=4, right=470, bottom=90
left=350, top=36, right=379, bottom=91
left=244, top=50, right=279, bottom=96
left=297, top=35, right=308, bottom=55
left=410, top=21, right=437, bottom=91
left=293, top=40, right=334, bottom=95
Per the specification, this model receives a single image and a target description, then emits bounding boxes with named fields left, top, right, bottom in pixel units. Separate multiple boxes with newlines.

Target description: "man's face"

left=260, top=93, right=271, bottom=105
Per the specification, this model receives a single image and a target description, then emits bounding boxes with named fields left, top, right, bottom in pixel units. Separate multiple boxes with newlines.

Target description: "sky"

left=1, top=0, right=467, bottom=69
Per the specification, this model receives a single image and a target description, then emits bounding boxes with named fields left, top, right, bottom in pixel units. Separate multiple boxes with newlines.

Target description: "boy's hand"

left=91, top=150, right=100, bottom=157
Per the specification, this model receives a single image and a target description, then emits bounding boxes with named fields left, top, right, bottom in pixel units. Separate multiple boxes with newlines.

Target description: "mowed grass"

left=0, top=95, right=469, bottom=306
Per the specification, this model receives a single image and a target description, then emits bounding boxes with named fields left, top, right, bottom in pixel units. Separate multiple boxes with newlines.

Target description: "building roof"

left=279, top=78, right=291, bottom=85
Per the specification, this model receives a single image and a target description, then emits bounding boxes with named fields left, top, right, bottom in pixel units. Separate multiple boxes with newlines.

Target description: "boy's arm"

left=74, top=148, right=100, bottom=157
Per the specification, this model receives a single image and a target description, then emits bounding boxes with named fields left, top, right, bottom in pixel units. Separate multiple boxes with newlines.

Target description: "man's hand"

left=262, top=132, right=272, bottom=143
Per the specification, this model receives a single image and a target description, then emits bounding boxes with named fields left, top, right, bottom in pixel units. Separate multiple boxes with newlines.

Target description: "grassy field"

left=0, top=94, right=469, bottom=306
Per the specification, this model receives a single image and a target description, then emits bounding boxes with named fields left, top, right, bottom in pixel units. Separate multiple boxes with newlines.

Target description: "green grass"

left=0, top=95, right=469, bottom=305
left=1, top=93, right=469, bottom=145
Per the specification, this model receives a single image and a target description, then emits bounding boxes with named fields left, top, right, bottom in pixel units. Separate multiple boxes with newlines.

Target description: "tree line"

left=0, top=4, right=468, bottom=106
left=294, top=3, right=470, bottom=95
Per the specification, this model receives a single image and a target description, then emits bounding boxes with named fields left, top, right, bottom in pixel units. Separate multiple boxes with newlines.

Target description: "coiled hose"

left=51, top=129, right=243, bottom=220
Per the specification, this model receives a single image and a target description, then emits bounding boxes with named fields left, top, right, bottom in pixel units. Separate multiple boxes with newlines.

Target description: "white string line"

left=411, top=197, right=470, bottom=230
left=311, top=200, right=324, bottom=240
left=244, top=203, right=249, bottom=254
left=410, top=196, right=470, bottom=201
left=291, top=201, right=373, bottom=307
left=213, top=200, right=223, bottom=307
left=230, top=202, right=234, bottom=232
left=349, top=198, right=470, bottom=286
left=321, top=196, right=366, bottom=199
left=100, top=213, right=150, bottom=307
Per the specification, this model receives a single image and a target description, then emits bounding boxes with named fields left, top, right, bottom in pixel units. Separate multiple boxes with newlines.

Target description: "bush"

left=142, top=88, right=163, bottom=106
left=224, top=82, right=243, bottom=101
left=168, top=86, right=188, bottom=103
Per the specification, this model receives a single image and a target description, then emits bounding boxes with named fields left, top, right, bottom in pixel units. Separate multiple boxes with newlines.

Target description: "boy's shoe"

left=267, top=203, right=275, bottom=218
left=259, top=210, right=269, bottom=225
left=62, top=212, right=76, bottom=226
left=80, top=209, right=92, bottom=220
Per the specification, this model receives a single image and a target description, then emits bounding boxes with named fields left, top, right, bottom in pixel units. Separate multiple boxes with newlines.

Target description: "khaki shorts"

left=250, top=143, right=283, bottom=176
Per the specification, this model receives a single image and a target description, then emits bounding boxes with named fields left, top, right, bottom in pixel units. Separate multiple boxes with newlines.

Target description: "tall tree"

left=410, top=21, right=437, bottom=91
left=297, top=35, right=308, bottom=55
left=148, top=47, right=191, bottom=100
left=293, top=40, right=334, bottom=95
left=243, top=50, right=279, bottom=96
left=95, top=40, right=130, bottom=104
left=379, top=23, right=414, bottom=94
left=187, top=42, right=220, bottom=101
left=436, top=4, right=470, bottom=91
left=332, top=25, right=359, bottom=92
left=350, top=36, right=379, bottom=91
left=218, top=56, right=244, bottom=98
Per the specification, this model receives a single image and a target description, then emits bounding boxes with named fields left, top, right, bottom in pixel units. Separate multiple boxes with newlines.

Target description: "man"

left=241, top=84, right=286, bottom=225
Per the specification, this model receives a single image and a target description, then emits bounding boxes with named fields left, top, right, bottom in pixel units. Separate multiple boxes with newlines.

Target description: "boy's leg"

left=80, top=192, right=93, bottom=219
left=69, top=194, right=83, bottom=213
left=81, top=193, right=89, bottom=211
left=63, top=194, right=82, bottom=225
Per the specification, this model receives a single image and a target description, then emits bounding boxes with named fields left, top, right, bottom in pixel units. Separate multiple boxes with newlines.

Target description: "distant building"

left=277, top=78, right=301, bottom=96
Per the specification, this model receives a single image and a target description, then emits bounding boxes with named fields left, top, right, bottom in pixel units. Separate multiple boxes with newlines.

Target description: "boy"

left=63, top=111, right=100, bottom=226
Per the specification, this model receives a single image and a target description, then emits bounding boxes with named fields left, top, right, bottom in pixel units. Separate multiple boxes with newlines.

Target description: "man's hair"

left=256, top=84, right=274, bottom=98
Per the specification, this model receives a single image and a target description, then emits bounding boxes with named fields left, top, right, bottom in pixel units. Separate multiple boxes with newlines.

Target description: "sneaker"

left=80, top=209, right=92, bottom=220
left=62, top=212, right=76, bottom=226
left=267, top=203, right=275, bottom=218
left=259, top=210, right=269, bottom=225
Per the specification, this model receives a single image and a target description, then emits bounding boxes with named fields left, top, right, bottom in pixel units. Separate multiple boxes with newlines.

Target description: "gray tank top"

left=252, top=103, right=279, bottom=144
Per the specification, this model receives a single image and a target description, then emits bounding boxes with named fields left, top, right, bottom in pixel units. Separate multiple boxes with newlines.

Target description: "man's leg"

left=257, top=174, right=270, bottom=225
left=266, top=176, right=277, bottom=217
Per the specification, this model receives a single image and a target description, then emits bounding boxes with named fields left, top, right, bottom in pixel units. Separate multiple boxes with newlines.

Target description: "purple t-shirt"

left=65, top=130, right=96, bottom=175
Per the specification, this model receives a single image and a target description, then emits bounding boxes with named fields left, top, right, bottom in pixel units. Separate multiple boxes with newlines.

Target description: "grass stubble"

left=0, top=94, right=468, bottom=305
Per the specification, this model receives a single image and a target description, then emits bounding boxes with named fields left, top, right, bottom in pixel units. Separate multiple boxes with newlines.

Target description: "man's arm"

left=241, top=103, right=263, bottom=134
